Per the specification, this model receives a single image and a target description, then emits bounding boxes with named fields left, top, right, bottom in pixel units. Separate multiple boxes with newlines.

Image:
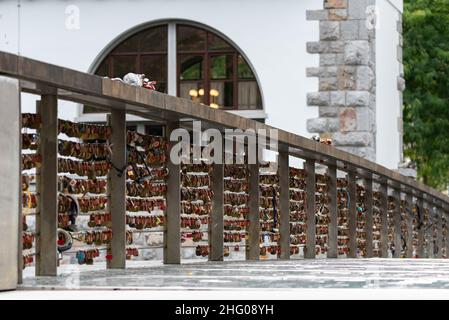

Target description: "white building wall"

left=0, top=0, right=320, bottom=140
left=0, top=0, right=403, bottom=168
left=388, top=0, right=403, bottom=12
left=376, top=0, right=403, bottom=168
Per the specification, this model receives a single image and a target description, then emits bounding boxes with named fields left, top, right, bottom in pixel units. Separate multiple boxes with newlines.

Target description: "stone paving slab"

left=19, top=259, right=449, bottom=290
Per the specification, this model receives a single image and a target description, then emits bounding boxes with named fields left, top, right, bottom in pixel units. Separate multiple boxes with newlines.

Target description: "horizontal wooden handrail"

left=0, top=50, right=448, bottom=207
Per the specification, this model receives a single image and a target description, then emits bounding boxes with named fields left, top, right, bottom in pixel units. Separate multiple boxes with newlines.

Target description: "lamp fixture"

left=210, top=89, right=219, bottom=97
left=189, top=87, right=220, bottom=109
left=189, top=89, right=198, bottom=97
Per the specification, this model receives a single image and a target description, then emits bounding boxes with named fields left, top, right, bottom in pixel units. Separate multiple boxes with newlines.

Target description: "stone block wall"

left=306, top=0, right=377, bottom=161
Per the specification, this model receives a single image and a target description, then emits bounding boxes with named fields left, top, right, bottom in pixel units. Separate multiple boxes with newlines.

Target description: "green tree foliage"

left=403, top=0, right=449, bottom=190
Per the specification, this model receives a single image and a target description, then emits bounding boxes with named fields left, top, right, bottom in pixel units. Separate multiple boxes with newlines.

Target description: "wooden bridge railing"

left=0, top=51, right=449, bottom=288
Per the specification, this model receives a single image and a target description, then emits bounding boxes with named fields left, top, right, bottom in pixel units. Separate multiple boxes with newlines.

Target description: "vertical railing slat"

left=364, top=177, right=374, bottom=258
left=164, top=121, right=181, bottom=264
left=17, top=94, right=23, bottom=284
left=209, top=160, right=224, bottom=261
left=347, top=172, right=357, bottom=258
left=279, top=151, right=290, bottom=260
left=393, top=189, right=402, bottom=258
left=425, top=199, right=434, bottom=258
left=246, top=161, right=260, bottom=260
left=305, top=159, right=316, bottom=259
left=436, top=204, right=443, bottom=259
left=379, top=182, right=389, bottom=258
left=327, top=165, right=338, bottom=258
left=36, top=93, right=58, bottom=276
left=405, top=193, right=414, bottom=258
left=417, top=197, right=425, bottom=258
left=0, top=76, right=21, bottom=290
left=443, top=211, right=449, bottom=259
left=107, top=109, right=127, bottom=269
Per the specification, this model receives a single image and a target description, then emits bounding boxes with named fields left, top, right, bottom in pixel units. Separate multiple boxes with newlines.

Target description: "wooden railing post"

left=246, top=159, right=260, bottom=260
left=278, top=151, right=290, bottom=260
left=424, top=198, right=433, bottom=258
left=347, top=172, right=357, bottom=258
left=36, top=91, right=58, bottom=276
left=17, top=85, right=23, bottom=285
left=107, top=110, right=126, bottom=269
left=305, top=159, right=316, bottom=259
left=364, top=176, right=374, bottom=258
left=445, top=210, right=449, bottom=259
left=405, top=193, right=414, bottom=258
left=392, top=189, right=402, bottom=258
left=209, top=159, right=224, bottom=261
left=164, top=121, right=181, bottom=264
left=417, top=197, right=425, bottom=258
left=327, top=165, right=338, bottom=258
left=379, top=181, right=389, bottom=258
left=436, top=204, right=443, bottom=258
left=0, top=76, right=21, bottom=290
left=430, top=200, right=436, bottom=258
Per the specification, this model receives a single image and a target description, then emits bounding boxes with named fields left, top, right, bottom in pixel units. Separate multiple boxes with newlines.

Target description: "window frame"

left=177, top=24, right=243, bottom=110
left=87, top=21, right=263, bottom=113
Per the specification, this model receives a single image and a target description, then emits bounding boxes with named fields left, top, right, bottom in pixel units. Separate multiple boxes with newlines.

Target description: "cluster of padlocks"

left=337, top=178, right=350, bottom=256
left=21, top=114, right=40, bottom=269
left=223, top=165, right=248, bottom=258
left=20, top=113, right=449, bottom=271
left=21, top=113, right=171, bottom=267
left=181, top=162, right=213, bottom=257
left=289, top=168, right=307, bottom=257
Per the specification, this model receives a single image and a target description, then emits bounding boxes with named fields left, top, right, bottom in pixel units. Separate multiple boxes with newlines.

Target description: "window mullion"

left=205, top=53, right=210, bottom=106
left=168, top=23, right=177, bottom=96
left=233, top=53, right=238, bottom=109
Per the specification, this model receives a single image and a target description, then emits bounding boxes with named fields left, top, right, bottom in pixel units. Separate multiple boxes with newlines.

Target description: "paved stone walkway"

left=19, top=259, right=449, bottom=290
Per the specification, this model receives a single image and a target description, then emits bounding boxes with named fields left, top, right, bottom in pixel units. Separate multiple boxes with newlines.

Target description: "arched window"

left=94, top=25, right=169, bottom=93
left=85, top=22, right=263, bottom=114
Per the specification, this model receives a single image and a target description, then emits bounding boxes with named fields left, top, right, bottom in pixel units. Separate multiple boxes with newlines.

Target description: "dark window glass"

left=83, top=105, right=101, bottom=113
left=112, top=56, right=137, bottom=79
left=210, top=55, right=233, bottom=80
left=176, top=26, right=261, bottom=110
left=238, top=81, right=261, bottom=110
left=177, top=26, right=206, bottom=51
left=112, top=33, right=140, bottom=53
left=141, top=55, right=167, bottom=93
left=179, top=82, right=205, bottom=104
left=86, top=26, right=169, bottom=114
left=96, top=59, right=110, bottom=77
left=86, top=24, right=263, bottom=114
left=210, top=82, right=233, bottom=108
left=140, top=26, right=168, bottom=52
left=179, top=55, right=203, bottom=80
left=146, top=125, right=163, bottom=136
left=208, top=33, right=231, bottom=50
left=237, top=55, right=255, bottom=79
